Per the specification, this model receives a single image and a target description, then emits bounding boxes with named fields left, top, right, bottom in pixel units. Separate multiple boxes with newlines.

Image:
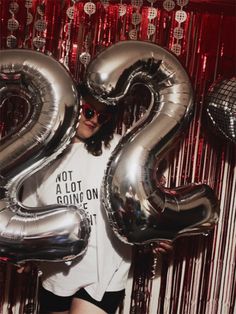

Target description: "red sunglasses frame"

left=81, top=103, right=111, bottom=124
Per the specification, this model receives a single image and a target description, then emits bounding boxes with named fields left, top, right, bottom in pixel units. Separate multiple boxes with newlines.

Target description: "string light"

left=33, top=1, right=47, bottom=50
left=129, top=0, right=143, bottom=40
left=6, top=0, right=20, bottom=48
left=147, top=0, right=157, bottom=39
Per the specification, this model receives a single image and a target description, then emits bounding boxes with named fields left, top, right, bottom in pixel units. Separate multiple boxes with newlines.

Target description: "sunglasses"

left=81, top=103, right=111, bottom=125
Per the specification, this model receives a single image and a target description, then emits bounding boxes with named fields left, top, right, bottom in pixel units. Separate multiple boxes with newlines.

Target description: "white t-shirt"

left=22, top=135, right=132, bottom=301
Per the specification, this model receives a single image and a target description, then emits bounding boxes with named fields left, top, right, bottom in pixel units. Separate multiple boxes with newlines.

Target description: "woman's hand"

left=16, top=262, right=32, bottom=274
left=154, top=241, right=173, bottom=255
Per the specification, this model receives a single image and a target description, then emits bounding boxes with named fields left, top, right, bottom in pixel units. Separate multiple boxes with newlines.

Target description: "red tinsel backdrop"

left=0, top=0, right=235, bottom=313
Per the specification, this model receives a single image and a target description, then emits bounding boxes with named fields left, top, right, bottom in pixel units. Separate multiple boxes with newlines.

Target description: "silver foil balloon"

left=0, top=49, right=90, bottom=263
left=205, top=77, right=236, bottom=144
left=83, top=40, right=219, bottom=245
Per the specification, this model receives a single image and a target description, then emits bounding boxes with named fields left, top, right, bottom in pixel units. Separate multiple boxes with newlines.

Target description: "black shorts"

left=39, top=286, right=125, bottom=314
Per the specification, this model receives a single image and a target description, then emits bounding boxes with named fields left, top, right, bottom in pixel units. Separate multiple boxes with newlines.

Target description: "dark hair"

left=84, top=106, right=118, bottom=156
left=78, top=83, right=119, bottom=156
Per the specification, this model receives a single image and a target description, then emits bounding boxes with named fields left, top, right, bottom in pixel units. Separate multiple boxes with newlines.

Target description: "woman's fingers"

left=154, top=242, right=173, bottom=255
left=16, top=263, right=32, bottom=273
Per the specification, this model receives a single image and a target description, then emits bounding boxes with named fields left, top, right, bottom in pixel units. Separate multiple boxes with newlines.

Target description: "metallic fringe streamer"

left=0, top=1, right=235, bottom=313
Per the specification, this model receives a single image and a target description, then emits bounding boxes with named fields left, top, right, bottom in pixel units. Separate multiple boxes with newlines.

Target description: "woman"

left=21, top=91, right=132, bottom=314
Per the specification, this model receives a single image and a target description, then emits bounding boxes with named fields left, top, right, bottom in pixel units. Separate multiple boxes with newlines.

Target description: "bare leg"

left=69, top=298, right=107, bottom=314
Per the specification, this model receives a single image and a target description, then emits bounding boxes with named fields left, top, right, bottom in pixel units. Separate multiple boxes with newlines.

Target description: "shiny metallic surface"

left=84, top=40, right=219, bottom=245
left=205, top=77, right=236, bottom=144
left=0, top=49, right=90, bottom=263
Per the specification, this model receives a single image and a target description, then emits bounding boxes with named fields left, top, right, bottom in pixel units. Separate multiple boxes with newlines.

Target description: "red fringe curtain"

left=0, top=1, right=235, bottom=313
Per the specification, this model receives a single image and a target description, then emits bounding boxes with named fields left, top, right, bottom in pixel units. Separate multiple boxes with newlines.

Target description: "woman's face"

left=75, top=99, right=110, bottom=141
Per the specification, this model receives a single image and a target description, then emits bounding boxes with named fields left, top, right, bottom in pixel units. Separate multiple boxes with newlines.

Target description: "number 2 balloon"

left=83, top=40, right=220, bottom=245
left=0, top=49, right=90, bottom=263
